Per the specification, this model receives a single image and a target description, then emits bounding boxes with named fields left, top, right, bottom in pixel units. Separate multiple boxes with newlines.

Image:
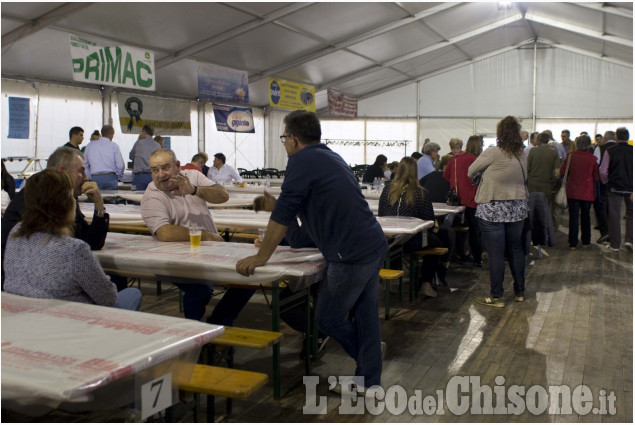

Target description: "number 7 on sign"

left=141, top=373, right=173, bottom=420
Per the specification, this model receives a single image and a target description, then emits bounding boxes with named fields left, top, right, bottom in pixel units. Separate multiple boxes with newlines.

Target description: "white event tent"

left=1, top=2, right=632, bottom=174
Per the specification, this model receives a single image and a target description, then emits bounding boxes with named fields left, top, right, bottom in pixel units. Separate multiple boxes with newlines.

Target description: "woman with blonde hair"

left=4, top=169, right=142, bottom=310
left=378, top=156, right=453, bottom=296
left=468, top=116, right=528, bottom=308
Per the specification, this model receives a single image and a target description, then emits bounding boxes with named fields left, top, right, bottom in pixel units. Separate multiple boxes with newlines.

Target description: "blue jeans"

left=478, top=219, right=526, bottom=298
left=132, top=173, right=153, bottom=191
left=114, top=287, right=142, bottom=311
left=91, top=174, right=118, bottom=190
left=568, top=199, right=592, bottom=247
left=315, top=250, right=386, bottom=387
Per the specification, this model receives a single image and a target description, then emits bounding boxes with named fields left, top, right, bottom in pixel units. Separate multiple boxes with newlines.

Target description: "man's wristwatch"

left=191, top=185, right=198, bottom=196
left=95, top=208, right=106, bottom=218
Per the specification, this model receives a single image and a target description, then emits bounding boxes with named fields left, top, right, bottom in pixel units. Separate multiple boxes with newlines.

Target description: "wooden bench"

left=379, top=269, right=404, bottom=320
left=204, top=326, right=283, bottom=406
left=409, top=247, right=449, bottom=300
left=172, top=364, right=268, bottom=422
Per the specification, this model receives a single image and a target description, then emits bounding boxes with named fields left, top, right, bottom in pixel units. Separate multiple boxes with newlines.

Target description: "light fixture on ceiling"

left=498, top=2, right=513, bottom=9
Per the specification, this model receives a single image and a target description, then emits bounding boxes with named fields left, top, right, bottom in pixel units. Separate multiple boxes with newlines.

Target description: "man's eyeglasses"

left=280, top=134, right=290, bottom=144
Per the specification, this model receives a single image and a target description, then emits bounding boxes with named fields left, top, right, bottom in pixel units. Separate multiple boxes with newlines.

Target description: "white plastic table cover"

left=82, top=190, right=259, bottom=209
left=365, top=199, right=465, bottom=217
left=1, top=293, right=223, bottom=407
left=240, top=178, right=284, bottom=186
left=81, top=204, right=432, bottom=237
left=432, top=202, right=465, bottom=215
left=93, top=233, right=326, bottom=289
left=224, top=185, right=282, bottom=196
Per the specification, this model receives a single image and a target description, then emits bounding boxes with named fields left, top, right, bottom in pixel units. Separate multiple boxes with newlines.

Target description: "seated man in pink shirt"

left=180, top=153, right=207, bottom=174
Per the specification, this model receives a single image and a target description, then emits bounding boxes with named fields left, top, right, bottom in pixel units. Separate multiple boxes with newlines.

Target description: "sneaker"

left=596, top=234, right=610, bottom=244
left=421, top=281, right=438, bottom=298
left=476, top=296, right=505, bottom=308
left=570, top=247, right=577, bottom=251
left=607, top=245, right=620, bottom=252
left=381, top=341, right=387, bottom=360
left=626, top=242, right=633, bottom=251
left=514, top=295, right=525, bottom=302
left=330, top=376, right=366, bottom=395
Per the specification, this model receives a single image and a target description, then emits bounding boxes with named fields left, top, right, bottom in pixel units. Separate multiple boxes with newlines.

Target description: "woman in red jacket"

left=560, top=135, right=599, bottom=249
left=444, top=135, right=484, bottom=267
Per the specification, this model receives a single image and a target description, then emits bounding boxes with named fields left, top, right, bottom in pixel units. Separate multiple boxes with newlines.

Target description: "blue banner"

left=198, top=62, right=249, bottom=103
left=212, top=104, right=255, bottom=133
left=8, top=97, right=30, bottom=139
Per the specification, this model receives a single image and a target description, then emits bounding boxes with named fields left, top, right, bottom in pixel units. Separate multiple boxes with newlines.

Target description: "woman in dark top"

left=378, top=157, right=453, bottom=297
left=2, top=161, right=15, bottom=200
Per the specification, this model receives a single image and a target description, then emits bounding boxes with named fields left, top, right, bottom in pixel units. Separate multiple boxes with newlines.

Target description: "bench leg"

left=383, top=278, right=391, bottom=320
left=271, top=283, right=281, bottom=400
left=206, top=394, right=215, bottom=423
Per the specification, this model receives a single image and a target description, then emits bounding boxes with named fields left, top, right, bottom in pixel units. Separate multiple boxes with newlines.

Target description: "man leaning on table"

left=236, top=110, right=388, bottom=396
left=140, top=149, right=256, bottom=323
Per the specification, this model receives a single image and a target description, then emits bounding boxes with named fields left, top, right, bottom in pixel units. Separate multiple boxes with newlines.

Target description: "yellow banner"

left=269, top=77, right=315, bottom=112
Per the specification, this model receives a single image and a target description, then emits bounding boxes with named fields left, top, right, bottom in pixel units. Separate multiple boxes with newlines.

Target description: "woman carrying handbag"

left=444, top=136, right=484, bottom=267
left=560, top=135, right=599, bottom=249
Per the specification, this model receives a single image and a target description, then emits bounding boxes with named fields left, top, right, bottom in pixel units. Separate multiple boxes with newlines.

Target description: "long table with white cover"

left=81, top=203, right=434, bottom=237
left=1, top=293, right=223, bottom=417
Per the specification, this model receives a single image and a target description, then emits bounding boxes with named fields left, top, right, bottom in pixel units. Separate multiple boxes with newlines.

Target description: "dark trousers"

left=593, top=182, right=609, bottom=236
left=175, top=283, right=253, bottom=324
left=402, top=228, right=452, bottom=283
left=465, top=207, right=483, bottom=262
left=568, top=199, right=592, bottom=247
left=608, top=192, right=633, bottom=249
left=479, top=219, right=526, bottom=298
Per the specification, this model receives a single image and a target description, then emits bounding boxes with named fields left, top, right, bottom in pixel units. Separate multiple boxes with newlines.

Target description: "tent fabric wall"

left=537, top=49, right=633, bottom=118
left=419, top=118, right=475, bottom=153
left=266, top=109, right=290, bottom=171
left=418, top=49, right=534, bottom=118
left=358, top=84, right=418, bottom=118
left=37, top=84, right=103, bottom=158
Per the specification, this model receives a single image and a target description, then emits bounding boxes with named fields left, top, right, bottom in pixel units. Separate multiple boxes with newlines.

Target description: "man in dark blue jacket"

left=237, top=110, right=388, bottom=393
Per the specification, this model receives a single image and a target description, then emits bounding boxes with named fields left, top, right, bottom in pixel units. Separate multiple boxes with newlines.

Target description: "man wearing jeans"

left=599, top=127, right=633, bottom=251
left=84, top=125, right=125, bottom=190
left=236, top=111, right=388, bottom=394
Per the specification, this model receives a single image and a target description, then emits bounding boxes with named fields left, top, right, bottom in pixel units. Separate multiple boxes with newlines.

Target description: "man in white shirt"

left=207, top=153, right=243, bottom=183
left=141, top=149, right=253, bottom=323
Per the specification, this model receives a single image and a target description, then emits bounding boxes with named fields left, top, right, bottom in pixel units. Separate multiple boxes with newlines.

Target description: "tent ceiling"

left=2, top=2, right=632, bottom=112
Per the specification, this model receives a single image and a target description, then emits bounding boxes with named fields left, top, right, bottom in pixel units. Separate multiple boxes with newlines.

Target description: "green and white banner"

left=70, top=35, right=155, bottom=91
left=117, top=94, right=191, bottom=136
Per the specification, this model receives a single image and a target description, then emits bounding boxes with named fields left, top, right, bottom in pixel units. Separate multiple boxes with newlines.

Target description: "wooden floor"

left=3, top=214, right=633, bottom=423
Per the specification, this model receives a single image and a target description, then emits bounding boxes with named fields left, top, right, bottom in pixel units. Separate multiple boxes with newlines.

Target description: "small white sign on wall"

left=140, top=373, right=173, bottom=420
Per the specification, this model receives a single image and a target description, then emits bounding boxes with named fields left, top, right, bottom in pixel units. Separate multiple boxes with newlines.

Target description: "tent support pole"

left=532, top=42, right=537, bottom=132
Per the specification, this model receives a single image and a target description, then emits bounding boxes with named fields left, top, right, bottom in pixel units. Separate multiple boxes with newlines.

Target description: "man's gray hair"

left=149, top=148, right=178, bottom=163
left=47, top=146, right=83, bottom=170
left=423, top=142, right=441, bottom=155
left=604, top=130, right=616, bottom=141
